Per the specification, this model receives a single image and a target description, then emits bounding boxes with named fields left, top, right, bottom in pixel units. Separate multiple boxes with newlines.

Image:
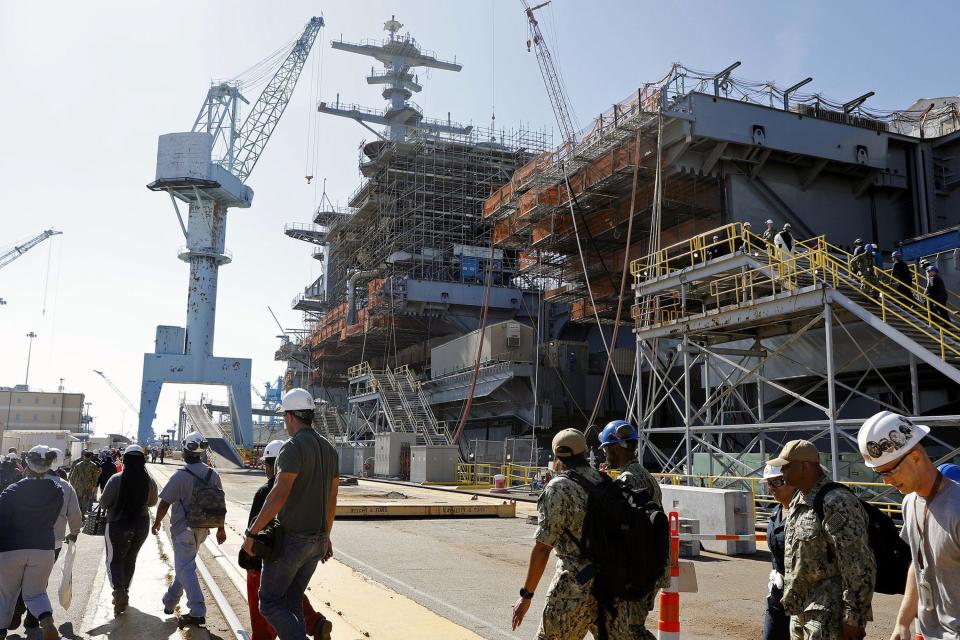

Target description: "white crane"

left=138, top=17, right=325, bottom=447
left=0, top=230, right=61, bottom=270
left=522, top=1, right=578, bottom=145
left=93, top=370, right=140, bottom=417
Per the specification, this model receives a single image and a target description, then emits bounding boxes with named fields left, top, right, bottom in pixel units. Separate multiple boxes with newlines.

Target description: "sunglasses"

left=767, top=477, right=786, bottom=488
left=876, top=453, right=910, bottom=478
left=183, top=441, right=209, bottom=452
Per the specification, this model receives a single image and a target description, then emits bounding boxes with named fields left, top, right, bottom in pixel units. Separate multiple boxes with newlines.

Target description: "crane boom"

left=521, top=0, right=577, bottom=145
left=192, top=16, right=324, bottom=183
left=93, top=369, right=140, bottom=417
left=0, top=230, right=61, bottom=270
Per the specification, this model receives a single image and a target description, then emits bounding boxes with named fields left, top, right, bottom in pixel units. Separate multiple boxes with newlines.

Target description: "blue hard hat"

left=599, top=420, right=639, bottom=448
left=865, top=243, right=876, bottom=252
left=892, top=250, right=903, bottom=258
left=939, top=463, right=960, bottom=483
left=927, top=264, right=939, bottom=272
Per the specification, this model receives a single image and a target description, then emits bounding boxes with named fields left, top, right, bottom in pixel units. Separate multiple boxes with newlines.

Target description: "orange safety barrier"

left=658, top=511, right=681, bottom=640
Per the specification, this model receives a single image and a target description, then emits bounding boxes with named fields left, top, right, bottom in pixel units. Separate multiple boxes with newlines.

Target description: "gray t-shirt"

left=158, top=462, right=223, bottom=536
left=900, top=477, right=960, bottom=640
left=275, top=429, right=338, bottom=535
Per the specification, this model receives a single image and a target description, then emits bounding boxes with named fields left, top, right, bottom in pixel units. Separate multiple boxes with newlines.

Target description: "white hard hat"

left=766, top=219, right=774, bottom=225
left=762, top=464, right=783, bottom=479
left=5, top=453, right=17, bottom=461
left=26, top=445, right=56, bottom=474
left=743, top=221, right=752, bottom=228
left=48, top=448, right=63, bottom=471
left=124, top=444, right=145, bottom=456
left=263, top=439, right=286, bottom=460
left=279, top=388, right=315, bottom=413
left=858, top=411, right=930, bottom=468
left=783, top=223, right=792, bottom=230
left=182, top=431, right=209, bottom=452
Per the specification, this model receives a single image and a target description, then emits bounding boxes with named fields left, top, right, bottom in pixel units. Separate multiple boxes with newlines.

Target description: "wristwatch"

left=519, top=587, right=534, bottom=600
left=245, top=529, right=256, bottom=538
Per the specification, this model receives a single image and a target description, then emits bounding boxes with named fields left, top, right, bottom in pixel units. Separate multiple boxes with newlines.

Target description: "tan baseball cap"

left=767, top=439, right=820, bottom=466
left=552, top=429, right=588, bottom=458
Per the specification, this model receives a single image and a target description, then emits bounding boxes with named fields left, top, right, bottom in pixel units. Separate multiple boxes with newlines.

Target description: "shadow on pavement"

left=86, top=606, right=176, bottom=639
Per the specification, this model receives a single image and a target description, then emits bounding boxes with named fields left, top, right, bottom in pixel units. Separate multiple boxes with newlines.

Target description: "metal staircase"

left=314, top=404, right=348, bottom=442
left=633, top=224, right=960, bottom=383
left=346, top=362, right=450, bottom=445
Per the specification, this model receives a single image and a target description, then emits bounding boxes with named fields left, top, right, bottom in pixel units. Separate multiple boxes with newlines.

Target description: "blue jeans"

left=259, top=531, right=327, bottom=640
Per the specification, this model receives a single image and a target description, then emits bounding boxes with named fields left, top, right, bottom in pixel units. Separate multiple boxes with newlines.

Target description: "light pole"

left=24, top=331, right=37, bottom=387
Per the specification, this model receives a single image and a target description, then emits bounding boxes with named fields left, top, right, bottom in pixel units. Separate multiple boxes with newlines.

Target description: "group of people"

left=508, top=410, right=958, bottom=640
left=0, top=386, right=341, bottom=640
left=759, top=412, right=959, bottom=640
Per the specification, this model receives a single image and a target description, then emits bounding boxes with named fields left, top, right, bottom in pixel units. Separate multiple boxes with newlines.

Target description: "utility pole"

left=24, top=331, right=37, bottom=387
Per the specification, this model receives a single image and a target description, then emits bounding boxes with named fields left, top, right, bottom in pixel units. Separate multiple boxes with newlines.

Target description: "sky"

left=1, top=0, right=957, bottom=439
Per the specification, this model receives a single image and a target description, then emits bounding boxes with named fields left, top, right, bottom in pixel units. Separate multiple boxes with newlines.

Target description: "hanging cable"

left=40, top=233, right=54, bottom=316
left=563, top=170, right=630, bottom=409
left=587, top=129, right=642, bottom=428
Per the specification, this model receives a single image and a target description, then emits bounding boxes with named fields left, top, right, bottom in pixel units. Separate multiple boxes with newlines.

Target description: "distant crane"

left=93, top=369, right=140, bottom=418
left=0, top=229, right=61, bottom=270
left=522, top=0, right=577, bottom=145
left=137, top=17, right=325, bottom=447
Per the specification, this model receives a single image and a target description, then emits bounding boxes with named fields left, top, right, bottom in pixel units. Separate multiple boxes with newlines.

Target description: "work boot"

left=38, top=616, right=59, bottom=640
left=312, top=618, right=333, bottom=640
left=177, top=614, right=205, bottom=628
left=113, top=589, right=128, bottom=615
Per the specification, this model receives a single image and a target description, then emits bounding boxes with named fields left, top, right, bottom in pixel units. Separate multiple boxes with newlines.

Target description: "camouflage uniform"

left=535, top=466, right=631, bottom=640
left=782, top=475, right=875, bottom=640
left=69, top=458, right=100, bottom=513
left=615, top=461, right=664, bottom=640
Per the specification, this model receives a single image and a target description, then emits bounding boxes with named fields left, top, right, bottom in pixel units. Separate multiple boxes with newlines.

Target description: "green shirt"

left=275, top=428, right=339, bottom=535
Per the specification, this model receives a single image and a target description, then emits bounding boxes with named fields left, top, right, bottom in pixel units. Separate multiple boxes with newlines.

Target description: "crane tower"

left=137, top=17, right=323, bottom=445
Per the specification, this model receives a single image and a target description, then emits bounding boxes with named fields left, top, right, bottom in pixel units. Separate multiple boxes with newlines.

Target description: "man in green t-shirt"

left=243, top=389, right=339, bottom=640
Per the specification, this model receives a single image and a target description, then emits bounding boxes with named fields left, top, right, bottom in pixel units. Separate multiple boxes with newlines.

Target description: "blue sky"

left=0, top=0, right=956, bottom=438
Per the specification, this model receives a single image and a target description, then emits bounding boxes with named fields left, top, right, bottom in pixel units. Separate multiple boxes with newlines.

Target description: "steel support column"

left=910, top=353, right=921, bottom=414
left=683, top=335, right=692, bottom=476
left=824, top=303, right=840, bottom=480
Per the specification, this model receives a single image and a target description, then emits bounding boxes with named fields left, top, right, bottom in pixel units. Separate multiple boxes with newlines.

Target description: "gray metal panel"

left=660, top=485, right=755, bottom=555
left=687, top=93, right=889, bottom=169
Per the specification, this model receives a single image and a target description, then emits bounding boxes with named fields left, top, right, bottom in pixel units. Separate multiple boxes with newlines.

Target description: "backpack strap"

left=182, top=467, right=211, bottom=486
left=812, top=481, right=850, bottom=520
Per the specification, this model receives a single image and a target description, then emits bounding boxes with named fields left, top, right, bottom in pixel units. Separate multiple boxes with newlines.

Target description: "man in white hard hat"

left=857, top=411, right=960, bottom=640
left=762, top=464, right=797, bottom=640
left=768, top=440, right=875, bottom=640
left=245, top=389, right=339, bottom=640
left=152, top=432, right=227, bottom=627
left=762, top=219, right=777, bottom=244
left=240, top=439, right=332, bottom=640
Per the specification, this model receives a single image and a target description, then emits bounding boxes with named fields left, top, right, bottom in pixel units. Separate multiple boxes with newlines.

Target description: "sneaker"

left=39, top=617, right=59, bottom=640
left=177, top=614, right=205, bottom=627
left=312, top=619, right=333, bottom=640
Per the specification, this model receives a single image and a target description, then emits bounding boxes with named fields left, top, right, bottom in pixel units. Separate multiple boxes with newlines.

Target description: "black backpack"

left=813, top=482, right=910, bottom=595
left=562, top=470, right=670, bottom=637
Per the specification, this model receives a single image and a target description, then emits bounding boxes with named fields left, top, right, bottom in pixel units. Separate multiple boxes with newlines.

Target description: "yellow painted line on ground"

left=336, top=501, right=516, bottom=518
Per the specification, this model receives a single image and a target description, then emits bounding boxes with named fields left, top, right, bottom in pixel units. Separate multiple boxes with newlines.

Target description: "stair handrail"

left=811, top=240, right=960, bottom=359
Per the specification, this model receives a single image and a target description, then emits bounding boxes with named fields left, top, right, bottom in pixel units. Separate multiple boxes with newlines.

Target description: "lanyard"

left=915, top=472, right=944, bottom=570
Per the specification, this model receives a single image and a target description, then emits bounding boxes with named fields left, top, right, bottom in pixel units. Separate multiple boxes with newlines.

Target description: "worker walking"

left=244, top=389, right=339, bottom=640
left=850, top=244, right=878, bottom=290
left=774, top=223, right=795, bottom=255
left=0, top=446, right=64, bottom=640
left=857, top=412, right=960, bottom=640
left=69, top=449, right=99, bottom=514
left=240, top=439, right=331, bottom=640
left=762, top=465, right=798, bottom=640
left=767, top=440, right=876, bottom=640
left=924, top=265, right=950, bottom=325
left=100, top=445, right=158, bottom=615
left=97, top=450, right=117, bottom=492
left=599, top=420, right=663, bottom=640
left=891, top=250, right=913, bottom=301
left=152, top=432, right=227, bottom=627
left=511, top=429, right=633, bottom=640
left=851, top=239, right=865, bottom=258
left=0, top=454, right=21, bottom=492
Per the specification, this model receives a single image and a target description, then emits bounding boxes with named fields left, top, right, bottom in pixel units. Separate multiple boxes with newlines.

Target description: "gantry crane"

left=0, top=230, right=61, bottom=270
left=137, top=17, right=325, bottom=447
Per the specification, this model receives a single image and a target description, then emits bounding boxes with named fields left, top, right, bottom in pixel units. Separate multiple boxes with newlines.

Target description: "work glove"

left=767, top=569, right=783, bottom=595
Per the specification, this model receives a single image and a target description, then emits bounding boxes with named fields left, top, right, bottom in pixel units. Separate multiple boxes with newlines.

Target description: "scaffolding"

left=629, top=222, right=960, bottom=502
